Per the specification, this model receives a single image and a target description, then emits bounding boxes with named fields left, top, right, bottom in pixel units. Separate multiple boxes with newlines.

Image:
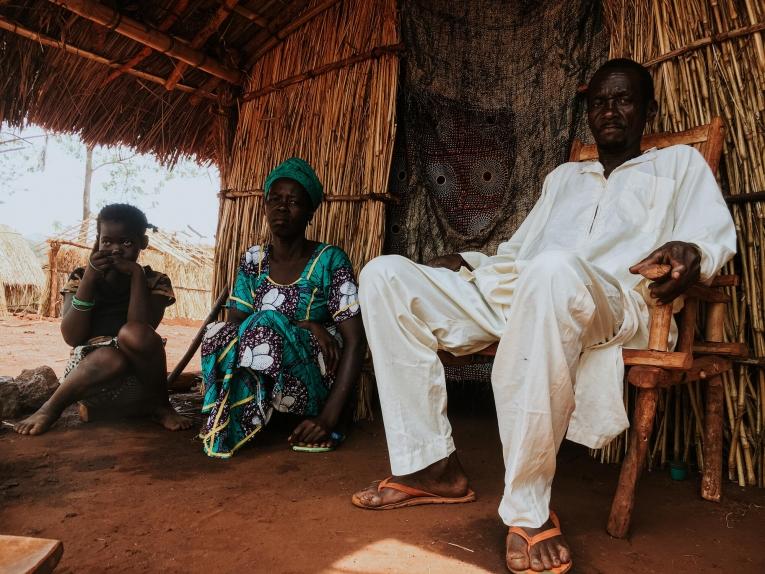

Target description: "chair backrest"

left=568, top=116, right=725, bottom=175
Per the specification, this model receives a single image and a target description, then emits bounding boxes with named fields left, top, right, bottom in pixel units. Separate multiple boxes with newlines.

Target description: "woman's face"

left=264, top=178, right=314, bottom=238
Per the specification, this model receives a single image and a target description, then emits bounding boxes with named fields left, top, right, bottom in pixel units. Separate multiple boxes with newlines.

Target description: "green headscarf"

left=264, top=157, right=323, bottom=209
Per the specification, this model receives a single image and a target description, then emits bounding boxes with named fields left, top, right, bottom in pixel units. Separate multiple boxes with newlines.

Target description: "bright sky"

left=0, top=124, right=219, bottom=245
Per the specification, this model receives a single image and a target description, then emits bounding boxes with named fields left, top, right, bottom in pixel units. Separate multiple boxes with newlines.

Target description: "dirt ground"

left=0, top=314, right=201, bottom=376
left=1, top=318, right=764, bottom=573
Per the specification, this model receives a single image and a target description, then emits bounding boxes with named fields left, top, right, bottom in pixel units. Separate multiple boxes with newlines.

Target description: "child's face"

left=97, top=220, right=145, bottom=262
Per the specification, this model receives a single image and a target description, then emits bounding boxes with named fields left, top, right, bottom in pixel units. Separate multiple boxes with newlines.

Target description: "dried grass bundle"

left=599, top=0, right=765, bottom=487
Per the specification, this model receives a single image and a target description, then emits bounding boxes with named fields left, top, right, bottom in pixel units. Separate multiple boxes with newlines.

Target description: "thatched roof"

left=0, top=224, right=45, bottom=289
left=0, top=0, right=320, bottom=166
left=0, top=224, right=45, bottom=315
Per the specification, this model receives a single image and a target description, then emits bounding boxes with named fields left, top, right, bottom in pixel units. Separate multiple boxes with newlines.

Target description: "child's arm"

left=60, top=251, right=111, bottom=346
left=111, top=258, right=167, bottom=329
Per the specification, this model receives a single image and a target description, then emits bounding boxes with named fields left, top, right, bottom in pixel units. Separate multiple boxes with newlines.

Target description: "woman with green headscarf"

left=199, top=158, right=366, bottom=458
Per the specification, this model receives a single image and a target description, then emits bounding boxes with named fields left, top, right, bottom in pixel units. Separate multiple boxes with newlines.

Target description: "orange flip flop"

left=351, top=476, right=476, bottom=510
left=506, top=511, right=572, bottom=574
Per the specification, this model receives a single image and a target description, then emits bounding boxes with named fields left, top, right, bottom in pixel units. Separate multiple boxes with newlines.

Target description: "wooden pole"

left=642, top=22, right=765, bottom=68
left=47, top=0, right=244, bottom=85
left=245, top=0, right=343, bottom=69
left=166, top=286, right=229, bottom=387
left=242, top=43, right=404, bottom=102
left=102, top=0, right=191, bottom=87
left=701, top=301, right=727, bottom=502
left=233, top=4, right=269, bottom=28
left=0, top=15, right=216, bottom=99
left=165, top=0, right=240, bottom=91
left=47, top=241, right=61, bottom=317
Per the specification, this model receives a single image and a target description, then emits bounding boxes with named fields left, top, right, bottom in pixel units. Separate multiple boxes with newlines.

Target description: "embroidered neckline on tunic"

left=578, top=147, right=658, bottom=174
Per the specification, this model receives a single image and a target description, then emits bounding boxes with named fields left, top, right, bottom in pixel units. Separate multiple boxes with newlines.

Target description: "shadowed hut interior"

left=0, top=0, right=763, bottom=487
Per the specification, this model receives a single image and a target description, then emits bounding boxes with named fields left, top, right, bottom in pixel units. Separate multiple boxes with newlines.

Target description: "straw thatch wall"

left=600, top=0, right=765, bottom=487
left=213, top=0, right=399, bottom=295
left=39, top=219, right=213, bottom=321
left=0, top=224, right=45, bottom=316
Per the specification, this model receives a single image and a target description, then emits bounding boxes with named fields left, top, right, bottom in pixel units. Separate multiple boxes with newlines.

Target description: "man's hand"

left=295, top=320, right=340, bottom=375
left=630, top=241, right=701, bottom=304
left=425, top=254, right=472, bottom=272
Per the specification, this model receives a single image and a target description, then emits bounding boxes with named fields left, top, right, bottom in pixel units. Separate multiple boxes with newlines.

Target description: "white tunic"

left=460, top=144, right=736, bottom=448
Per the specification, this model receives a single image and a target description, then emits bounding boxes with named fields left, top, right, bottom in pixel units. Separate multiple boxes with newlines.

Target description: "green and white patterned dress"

left=200, top=243, right=360, bottom=458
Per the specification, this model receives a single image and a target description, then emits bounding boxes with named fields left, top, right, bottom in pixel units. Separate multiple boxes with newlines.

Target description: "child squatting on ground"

left=14, top=204, right=192, bottom=435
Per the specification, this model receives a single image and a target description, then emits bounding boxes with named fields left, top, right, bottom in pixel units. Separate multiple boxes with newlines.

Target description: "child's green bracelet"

left=72, top=296, right=95, bottom=308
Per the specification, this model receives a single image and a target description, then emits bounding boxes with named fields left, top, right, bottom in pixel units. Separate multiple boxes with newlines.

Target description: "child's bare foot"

left=14, top=408, right=59, bottom=436
left=151, top=404, right=193, bottom=431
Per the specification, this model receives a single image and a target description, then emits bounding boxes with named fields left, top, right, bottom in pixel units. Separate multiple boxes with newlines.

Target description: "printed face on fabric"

left=586, top=67, right=657, bottom=152
left=97, top=220, right=146, bottom=262
left=264, top=178, right=314, bottom=238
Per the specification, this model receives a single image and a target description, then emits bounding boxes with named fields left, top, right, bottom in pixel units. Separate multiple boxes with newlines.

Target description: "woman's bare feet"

left=13, top=408, right=59, bottom=436
left=506, top=516, right=572, bottom=573
left=150, top=404, right=194, bottom=431
left=352, top=452, right=470, bottom=507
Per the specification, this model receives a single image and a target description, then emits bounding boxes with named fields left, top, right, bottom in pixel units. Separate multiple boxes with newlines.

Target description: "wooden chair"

left=439, top=116, right=748, bottom=538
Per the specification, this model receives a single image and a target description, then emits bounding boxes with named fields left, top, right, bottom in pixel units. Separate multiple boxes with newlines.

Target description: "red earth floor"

left=1, top=318, right=764, bottom=573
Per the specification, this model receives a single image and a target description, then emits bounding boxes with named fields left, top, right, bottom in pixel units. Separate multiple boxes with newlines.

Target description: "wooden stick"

left=642, top=22, right=765, bottom=68
left=166, top=286, right=229, bottom=387
left=47, top=0, right=244, bottom=85
left=724, top=191, right=765, bottom=204
left=0, top=15, right=215, bottom=99
left=245, top=0, right=343, bottom=69
left=103, top=0, right=191, bottom=87
left=165, top=0, right=240, bottom=91
left=232, top=3, right=269, bottom=28
left=241, top=43, right=404, bottom=102
left=219, top=189, right=397, bottom=202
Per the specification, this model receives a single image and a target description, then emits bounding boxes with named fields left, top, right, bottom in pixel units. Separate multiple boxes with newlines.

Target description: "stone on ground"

left=15, top=366, right=60, bottom=412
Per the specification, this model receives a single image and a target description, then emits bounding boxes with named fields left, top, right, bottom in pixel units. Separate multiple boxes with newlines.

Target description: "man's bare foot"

left=352, top=452, right=470, bottom=508
left=13, top=408, right=59, bottom=436
left=151, top=404, right=193, bottom=431
left=506, top=515, right=572, bottom=573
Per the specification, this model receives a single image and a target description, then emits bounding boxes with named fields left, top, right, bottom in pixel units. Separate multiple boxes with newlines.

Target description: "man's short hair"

left=97, top=203, right=149, bottom=236
left=590, top=58, right=655, bottom=105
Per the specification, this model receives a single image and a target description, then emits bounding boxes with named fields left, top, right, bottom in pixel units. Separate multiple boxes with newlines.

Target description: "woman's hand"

left=289, top=417, right=331, bottom=445
left=296, top=320, right=340, bottom=375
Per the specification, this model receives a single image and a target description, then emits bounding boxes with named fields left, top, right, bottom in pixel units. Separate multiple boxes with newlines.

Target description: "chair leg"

left=701, top=375, right=725, bottom=502
left=607, top=387, right=659, bottom=538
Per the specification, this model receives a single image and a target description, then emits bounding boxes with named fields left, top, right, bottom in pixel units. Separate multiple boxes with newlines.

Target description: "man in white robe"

left=351, top=59, right=736, bottom=573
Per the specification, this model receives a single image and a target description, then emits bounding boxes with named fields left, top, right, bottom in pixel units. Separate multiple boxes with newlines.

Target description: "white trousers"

left=359, top=251, right=627, bottom=528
